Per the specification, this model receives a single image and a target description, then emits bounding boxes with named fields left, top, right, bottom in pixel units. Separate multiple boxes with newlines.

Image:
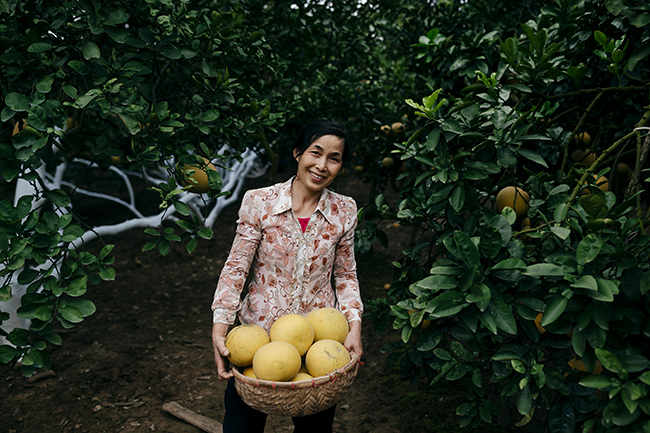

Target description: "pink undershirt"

left=298, top=217, right=310, bottom=233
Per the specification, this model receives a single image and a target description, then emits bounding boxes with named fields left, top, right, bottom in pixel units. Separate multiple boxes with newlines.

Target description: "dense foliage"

left=0, top=0, right=422, bottom=376
left=361, top=0, right=650, bottom=431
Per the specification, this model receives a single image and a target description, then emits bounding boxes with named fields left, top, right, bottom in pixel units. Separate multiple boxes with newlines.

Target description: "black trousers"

left=223, top=378, right=336, bottom=433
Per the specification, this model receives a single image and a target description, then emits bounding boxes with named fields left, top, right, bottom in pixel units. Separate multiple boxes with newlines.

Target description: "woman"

left=211, top=120, right=363, bottom=433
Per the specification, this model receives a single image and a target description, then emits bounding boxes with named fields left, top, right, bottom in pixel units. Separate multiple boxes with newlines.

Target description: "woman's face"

left=293, top=134, right=344, bottom=195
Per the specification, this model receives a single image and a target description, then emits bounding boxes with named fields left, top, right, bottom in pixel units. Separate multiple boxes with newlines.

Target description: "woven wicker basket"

left=232, top=354, right=358, bottom=417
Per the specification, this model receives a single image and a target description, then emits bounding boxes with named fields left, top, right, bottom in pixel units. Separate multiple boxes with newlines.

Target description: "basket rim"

left=232, top=352, right=358, bottom=390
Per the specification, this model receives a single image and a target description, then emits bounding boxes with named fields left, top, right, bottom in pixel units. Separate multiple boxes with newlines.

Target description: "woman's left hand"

left=343, top=320, right=363, bottom=362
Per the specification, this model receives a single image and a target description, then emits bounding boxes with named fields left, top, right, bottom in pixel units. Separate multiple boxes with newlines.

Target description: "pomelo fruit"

left=269, top=313, right=314, bottom=356
left=570, top=148, right=597, bottom=166
left=495, top=186, right=530, bottom=217
left=252, top=341, right=301, bottom=382
left=290, top=372, right=313, bottom=382
left=242, top=366, right=257, bottom=379
left=224, top=324, right=270, bottom=367
left=305, top=339, right=351, bottom=378
left=305, top=307, right=349, bottom=344
left=180, top=157, right=216, bottom=193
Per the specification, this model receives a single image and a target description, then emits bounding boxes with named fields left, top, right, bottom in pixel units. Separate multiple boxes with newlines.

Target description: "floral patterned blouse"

left=211, top=177, right=363, bottom=331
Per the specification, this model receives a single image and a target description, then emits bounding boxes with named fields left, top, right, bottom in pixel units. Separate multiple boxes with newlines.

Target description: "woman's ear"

left=293, top=148, right=300, bottom=160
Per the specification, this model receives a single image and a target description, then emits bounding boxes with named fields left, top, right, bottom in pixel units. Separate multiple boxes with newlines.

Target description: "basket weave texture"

left=232, top=354, right=358, bottom=417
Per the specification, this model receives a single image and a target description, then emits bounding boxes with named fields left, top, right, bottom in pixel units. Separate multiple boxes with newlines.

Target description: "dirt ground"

left=1, top=172, right=534, bottom=433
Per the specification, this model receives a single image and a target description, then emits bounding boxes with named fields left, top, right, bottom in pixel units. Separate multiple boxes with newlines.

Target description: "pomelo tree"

left=0, top=0, right=290, bottom=375
left=362, top=0, right=650, bottom=431
left=0, top=0, right=428, bottom=375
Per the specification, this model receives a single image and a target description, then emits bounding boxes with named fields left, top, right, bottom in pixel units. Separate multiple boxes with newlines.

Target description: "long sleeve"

left=211, top=190, right=262, bottom=325
left=332, top=199, right=363, bottom=323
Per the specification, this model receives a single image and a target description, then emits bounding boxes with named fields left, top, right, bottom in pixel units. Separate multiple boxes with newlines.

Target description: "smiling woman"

left=210, top=119, right=362, bottom=433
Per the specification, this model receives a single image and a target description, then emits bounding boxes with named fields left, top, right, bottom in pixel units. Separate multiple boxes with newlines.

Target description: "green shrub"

left=361, top=1, right=650, bottom=431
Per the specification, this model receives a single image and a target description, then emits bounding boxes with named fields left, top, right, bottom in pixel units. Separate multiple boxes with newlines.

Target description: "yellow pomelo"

left=568, top=358, right=603, bottom=374
left=269, top=313, right=315, bottom=356
left=299, top=363, right=309, bottom=374
left=570, top=148, right=597, bottom=166
left=180, top=157, right=216, bottom=193
left=12, top=119, right=27, bottom=136
left=242, top=367, right=257, bottom=379
left=580, top=175, right=609, bottom=195
left=574, top=132, right=592, bottom=146
left=305, top=307, right=349, bottom=344
left=252, top=341, right=301, bottom=382
left=290, top=372, right=313, bottom=382
left=391, top=122, right=405, bottom=135
left=617, top=162, right=632, bottom=185
left=305, top=339, right=350, bottom=378
left=534, top=313, right=546, bottom=334
left=224, top=324, right=270, bottom=367
left=495, top=186, right=530, bottom=217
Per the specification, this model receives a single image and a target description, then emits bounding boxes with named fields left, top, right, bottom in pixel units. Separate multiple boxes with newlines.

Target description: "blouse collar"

left=271, top=176, right=334, bottom=224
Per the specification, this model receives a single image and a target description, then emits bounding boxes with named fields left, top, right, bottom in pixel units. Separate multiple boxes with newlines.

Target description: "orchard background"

left=2, top=0, right=650, bottom=432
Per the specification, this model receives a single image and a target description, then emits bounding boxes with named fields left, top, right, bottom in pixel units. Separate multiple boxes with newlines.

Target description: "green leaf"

left=59, top=304, right=83, bottom=323
left=197, top=228, right=212, bottom=240
left=571, top=275, right=598, bottom=291
left=18, top=269, right=40, bottom=285
left=579, top=375, right=616, bottom=388
left=6, top=93, right=31, bottom=111
left=105, top=8, right=129, bottom=26
left=594, top=348, right=623, bottom=375
left=488, top=214, right=512, bottom=246
left=68, top=299, right=96, bottom=317
left=550, top=226, right=571, bottom=240
left=44, top=189, right=70, bottom=208
left=161, top=45, right=182, bottom=59
left=444, top=231, right=480, bottom=268
left=541, top=296, right=567, bottom=327
left=621, top=355, right=649, bottom=373
left=33, top=305, right=53, bottom=321
left=491, top=258, right=526, bottom=270
left=490, top=299, right=517, bottom=335
left=99, top=244, right=115, bottom=260
left=83, top=42, right=101, bottom=59
left=0, top=345, right=18, bottom=363
left=65, top=277, right=87, bottom=297
left=572, top=326, right=587, bottom=356
left=173, top=200, right=191, bottom=216
left=117, top=113, right=141, bottom=135
left=99, top=266, right=116, bottom=281
left=628, top=42, right=650, bottom=72
left=465, top=283, right=491, bottom=310
left=517, top=149, right=548, bottom=168
left=603, top=398, right=641, bottom=426
left=517, top=385, right=532, bottom=416
left=36, top=75, right=54, bottom=94
left=577, top=234, right=603, bottom=265
left=523, top=263, right=564, bottom=277
left=479, top=227, right=501, bottom=259
left=588, top=279, right=616, bottom=302
left=478, top=309, right=498, bottom=334
left=579, top=193, right=607, bottom=218
left=548, top=400, right=575, bottom=433
left=417, top=275, right=458, bottom=290
left=27, top=42, right=52, bottom=53
left=449, top=185, right=465, bottom=212
left=62, top=224, right=86, bottom=242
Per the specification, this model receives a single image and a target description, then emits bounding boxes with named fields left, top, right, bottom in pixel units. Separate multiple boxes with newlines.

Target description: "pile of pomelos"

left=225, top=307, right=351, bottom=382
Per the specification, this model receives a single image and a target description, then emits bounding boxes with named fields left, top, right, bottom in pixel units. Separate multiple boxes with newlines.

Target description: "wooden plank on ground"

left=162, top=401, right=223, bottom=433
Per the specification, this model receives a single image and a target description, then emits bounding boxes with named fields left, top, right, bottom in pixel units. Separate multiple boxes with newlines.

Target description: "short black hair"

left=293, top=120, right=354, bottom=167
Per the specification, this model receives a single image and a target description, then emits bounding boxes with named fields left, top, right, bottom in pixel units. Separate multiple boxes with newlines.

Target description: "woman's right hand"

left=212, top=323, right=233, bottom=380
